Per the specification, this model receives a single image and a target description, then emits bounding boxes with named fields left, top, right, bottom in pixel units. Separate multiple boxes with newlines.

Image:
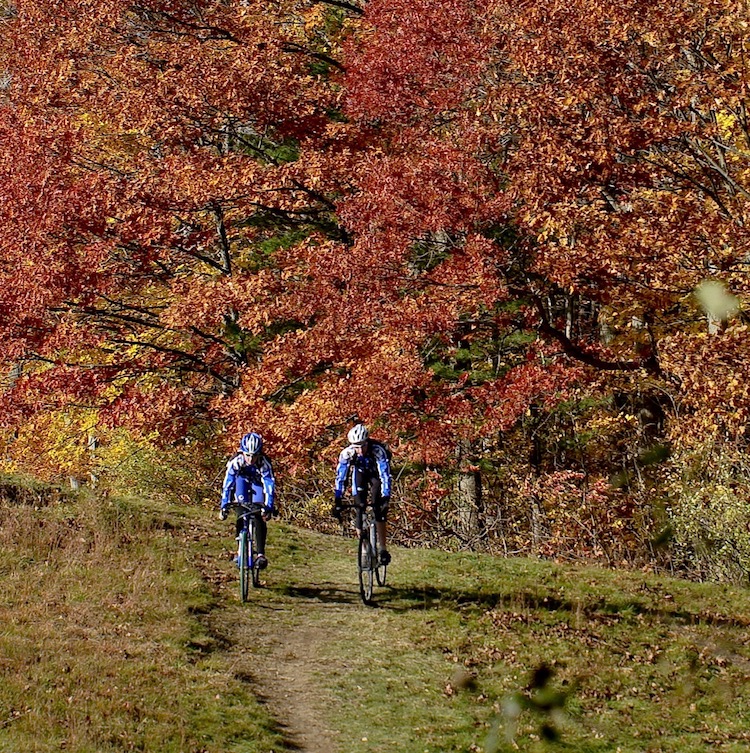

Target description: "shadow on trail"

left=357, top=583, right=747, bottom=628
left=365, top=583, right=508, bottom=613
left=275, top=581, right=509, bottom=612
left=277, top=578, right=737, bottom=627
left=276, top=583, right=363, bottom=606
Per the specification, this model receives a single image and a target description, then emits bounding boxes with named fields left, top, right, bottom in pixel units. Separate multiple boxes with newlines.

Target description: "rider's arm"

left=373, top=444, right=392, bottom=498
left=334, top=447, right=355, bottom=500
left=259, top=456, right=276, bottom=512
left=220, top=455, right=243, bottom=508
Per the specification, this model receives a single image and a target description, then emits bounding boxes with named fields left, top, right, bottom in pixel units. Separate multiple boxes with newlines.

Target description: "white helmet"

left=347, top=423, right=369, bottom=445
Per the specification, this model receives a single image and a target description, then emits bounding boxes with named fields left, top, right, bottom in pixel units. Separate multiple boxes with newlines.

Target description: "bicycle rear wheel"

left=358, top=529, right=374, bottom=604
left=239, top=529, right=250, bottom=602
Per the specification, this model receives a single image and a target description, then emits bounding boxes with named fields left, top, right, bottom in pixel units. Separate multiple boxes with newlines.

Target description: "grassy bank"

left=250, top=526, right=750, bottom=753
left=0, top=490, right=284, bottom=753
left=2, top=483, right=750, bottom=752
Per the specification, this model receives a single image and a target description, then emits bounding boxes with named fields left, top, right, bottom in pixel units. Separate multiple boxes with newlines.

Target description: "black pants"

left=235, top=508, right=267, bottom=554
left=353, top=469, right=389, bottom=532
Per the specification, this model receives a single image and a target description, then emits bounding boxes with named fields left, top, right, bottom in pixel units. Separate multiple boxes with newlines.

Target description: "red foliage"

left=1, top=0, right=749, bottom=563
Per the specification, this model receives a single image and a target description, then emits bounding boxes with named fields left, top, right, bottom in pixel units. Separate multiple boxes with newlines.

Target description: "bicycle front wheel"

left=358, top=530, right=374, bottom=604
left=239, top=529, right=250, bottom=602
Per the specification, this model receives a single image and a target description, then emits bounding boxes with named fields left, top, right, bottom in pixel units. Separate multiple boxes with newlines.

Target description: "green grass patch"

left=248, top=526, right=750, bottom=753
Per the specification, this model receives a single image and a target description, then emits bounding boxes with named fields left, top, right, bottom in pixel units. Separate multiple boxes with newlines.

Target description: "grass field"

left=2, top=484, right=750, bottom=752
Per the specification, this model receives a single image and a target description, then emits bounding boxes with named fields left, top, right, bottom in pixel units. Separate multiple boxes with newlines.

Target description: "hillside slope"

left=2, top=489, right=750, bottom=752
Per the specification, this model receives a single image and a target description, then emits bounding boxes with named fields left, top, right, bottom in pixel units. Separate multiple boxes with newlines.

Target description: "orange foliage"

left=1, top=0, right=749, bottom=566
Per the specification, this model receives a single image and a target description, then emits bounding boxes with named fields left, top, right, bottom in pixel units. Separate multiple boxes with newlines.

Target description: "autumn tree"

left=3, top=0, right=750, bottom=573
left=338, top=0, right=750, bottom=560
left=0, top=0, right=366, bottom=482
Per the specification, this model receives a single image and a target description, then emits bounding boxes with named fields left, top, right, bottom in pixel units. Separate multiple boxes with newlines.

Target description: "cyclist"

left=219, top=431, right=276, bottom=569
left=332, top=423, right=393, bottom=566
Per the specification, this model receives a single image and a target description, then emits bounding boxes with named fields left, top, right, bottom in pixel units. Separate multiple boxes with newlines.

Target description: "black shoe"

left=379, top=549, right=391, bottom=566
left=256, top=554, right=268, bottom=570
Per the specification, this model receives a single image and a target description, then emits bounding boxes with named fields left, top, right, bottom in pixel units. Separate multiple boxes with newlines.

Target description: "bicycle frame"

left=232, top=503, right=263, bottom=601
left=342, top=503, right=387, bottom=605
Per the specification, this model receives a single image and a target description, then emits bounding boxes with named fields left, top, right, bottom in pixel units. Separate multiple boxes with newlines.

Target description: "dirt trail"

left=238, top=620, right=339, bottom=752
left=198, top=547, right=356, bottom=753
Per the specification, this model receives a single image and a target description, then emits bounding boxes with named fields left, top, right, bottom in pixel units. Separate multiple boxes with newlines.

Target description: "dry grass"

left=0, top=489, right=283, bottom=753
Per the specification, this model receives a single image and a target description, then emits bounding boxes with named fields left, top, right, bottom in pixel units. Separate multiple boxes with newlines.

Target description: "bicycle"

left=342, top=503, right=387, bottom=605
left=231, top=502, right=264, bottom=601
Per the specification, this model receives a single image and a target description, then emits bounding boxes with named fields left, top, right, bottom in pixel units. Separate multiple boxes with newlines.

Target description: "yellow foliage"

left=303, top=5, right=327, bottom=32
left=2, top=409, right=99, bottom=482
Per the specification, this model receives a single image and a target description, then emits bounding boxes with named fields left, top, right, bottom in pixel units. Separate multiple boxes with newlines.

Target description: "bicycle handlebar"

left=229, top=502, right=269, bottom=514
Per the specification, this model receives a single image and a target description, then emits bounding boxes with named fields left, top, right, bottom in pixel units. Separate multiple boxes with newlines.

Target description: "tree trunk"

left=455, top=440, right=484, bottom=546
left=529, top=403, right=547, bottom=557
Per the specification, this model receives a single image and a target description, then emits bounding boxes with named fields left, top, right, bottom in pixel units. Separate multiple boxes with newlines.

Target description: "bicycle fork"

left=236, top=523, right=255, bottom=568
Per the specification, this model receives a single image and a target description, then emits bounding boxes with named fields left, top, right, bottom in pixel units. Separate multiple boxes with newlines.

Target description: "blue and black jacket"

left=334, top=440, right=392, bottom=501
left=220, top=453, right=276, bottom=512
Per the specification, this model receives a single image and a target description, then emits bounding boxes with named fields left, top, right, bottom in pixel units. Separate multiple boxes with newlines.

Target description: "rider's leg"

left=254, top=511, right=268, bottom=555
left=234, top=476, right=250, bottom=537
left=376, top=520, right=387, bottom=549
left=371, top=479, right=390, bottom=560
left=240, top=476, right=269, bottom=565
left=353, top=495, right=366, bottom=537
left=353, top=466, right=369, bottom=537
